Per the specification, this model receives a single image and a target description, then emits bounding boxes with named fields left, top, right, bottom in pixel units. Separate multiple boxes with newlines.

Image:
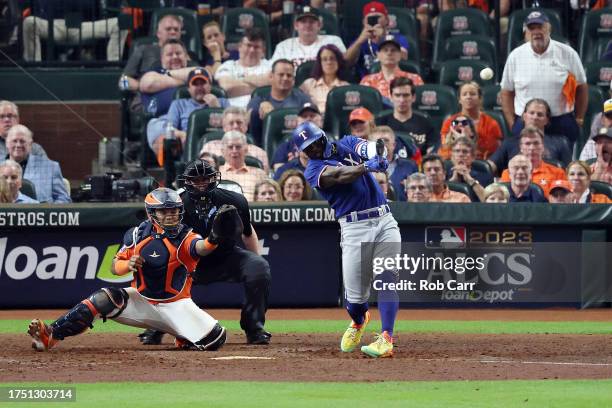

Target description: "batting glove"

left=364, top=156, right=389, bottom=172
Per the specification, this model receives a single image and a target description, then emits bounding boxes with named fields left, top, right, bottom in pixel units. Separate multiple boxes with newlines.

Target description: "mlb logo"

left=345, top=91, right=361, bottom=106
left=600, top=67, right=612, bottom=82
left=421, top=91, right=437, bottom=106
left=458, top=66, right=473, bottom=81
left=453, top=16, right=469, bottom=31
left=425, top=227, right=466, bottom=249
left=209, top=113, right=223, bottom=128
left=462, top=41, right=478, bottom=57
left=388, top=14, right=397, bottom=30
left=600, top=14, right=612, bottom=29
left=284, top=114, right=298, bottom=129
left=238, top=14, right=254, bottom=29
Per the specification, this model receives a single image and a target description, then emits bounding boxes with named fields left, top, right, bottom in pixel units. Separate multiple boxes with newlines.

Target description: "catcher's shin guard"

left=194, top=323, right=227, bottom=351
left=50, top=287, right=128, bottom=340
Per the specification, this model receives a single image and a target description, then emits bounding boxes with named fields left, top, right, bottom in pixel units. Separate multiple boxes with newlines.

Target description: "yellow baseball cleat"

left=340, top=311, right=371, bottom=352
left=361, top=331, right=393, bottom=358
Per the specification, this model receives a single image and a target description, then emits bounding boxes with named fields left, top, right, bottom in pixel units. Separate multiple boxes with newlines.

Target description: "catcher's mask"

left=144, top=188, right=184, bottom=236
left=178, top=159, right=220, bottom=199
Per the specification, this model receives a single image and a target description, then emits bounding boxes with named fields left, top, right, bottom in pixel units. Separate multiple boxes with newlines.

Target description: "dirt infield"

left=3, top=308, right=612, bottom=382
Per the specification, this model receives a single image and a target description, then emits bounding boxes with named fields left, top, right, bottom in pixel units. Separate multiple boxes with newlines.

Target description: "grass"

left=2, top=319, right=612, bottom=335
left=1, top=380, right=612, bottom=408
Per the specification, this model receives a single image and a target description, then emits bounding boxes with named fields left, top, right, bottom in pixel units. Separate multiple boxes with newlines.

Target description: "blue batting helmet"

left=292, top=121, right=327, bottom=152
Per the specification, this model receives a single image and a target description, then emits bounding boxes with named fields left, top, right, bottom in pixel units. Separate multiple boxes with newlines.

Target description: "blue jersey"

left=304, top=136, right=387, bottom=218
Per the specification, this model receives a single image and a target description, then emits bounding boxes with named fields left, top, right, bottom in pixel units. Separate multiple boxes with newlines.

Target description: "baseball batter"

left=27, top=188, right=230, bottom=352
left=292, top=121, right=401, bottom=358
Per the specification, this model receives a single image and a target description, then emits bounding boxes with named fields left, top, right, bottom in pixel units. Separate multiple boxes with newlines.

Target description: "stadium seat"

left=20, top=179, right=37, bottom=200
left=482, top=84, right=502, bottom=111
left=579, top=9, right=612, bottom=64
left=387, top=7, right=418, bottom=42
left=585, top=61, right=612, bottom=99
left=438, top=59, right=496, bottom=87
left=128, top=36, right=156, bottom=57
left=432, top=8, right=492, bottom=70
left=323, top=85, right=384, bottom=138
left=506, top=8, right=564, bottom=56
left=595, top=38, right=612, bottom=61
left=149, top=8, right=202, bottom=61
left=413, top=84, right=457, bottom=123
left=484, top=110, right=511, bottom=140
left=472, top=159, right=494, bottom=178
left=218, top=179, right=244, bottom=195
left=184, top=108, right=226, bottom=161
left=441, top=35, right=497, bottom=68
left=295, top=61, right=316, bottom=87
left=221, top=8, right=272, bottom=58
left=369, top=59, right=422, bottom=76
left=590, top=181, right=612, bottom=199
left=262, top=108, right=300, bottom=162
left=339, top=0, right=374, bottom=47
left=251, top=85, right=271, bottom=99
left=447, top=181, right=473, bottom=201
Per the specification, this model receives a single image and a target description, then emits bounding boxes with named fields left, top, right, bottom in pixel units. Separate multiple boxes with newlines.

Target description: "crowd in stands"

left=1, top=0, right=611, bottom=205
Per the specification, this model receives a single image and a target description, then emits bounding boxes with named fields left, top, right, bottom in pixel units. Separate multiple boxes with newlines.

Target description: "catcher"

left=27, top=188, right=235, bottom=352
left=138, top=160, right=272, bottom=346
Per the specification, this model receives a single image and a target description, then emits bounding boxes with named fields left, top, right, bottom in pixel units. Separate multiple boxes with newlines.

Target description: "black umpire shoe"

left=138, top=329, right=165, bottom=345
left=246, top=330, right=271, bottom=345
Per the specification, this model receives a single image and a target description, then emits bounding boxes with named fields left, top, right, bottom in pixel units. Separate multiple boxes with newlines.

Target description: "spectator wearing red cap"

left=348, top=107, right=376, bottom=139
left=547, top=179, right=575, bottom=204
left=345, top=1, right=410, bottom=77
left=359, top=35, right=424, bottom=101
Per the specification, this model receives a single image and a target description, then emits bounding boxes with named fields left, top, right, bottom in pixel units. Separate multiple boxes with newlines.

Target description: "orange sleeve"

left=592, top=194, right=612, bottom=204
left=500, top=169, right=510, bottom=182
left=360, top=75, right=371, bottom=87
left=179, top=232, right=202, bottom=263
left=477, top=114, right=503, bottom=157
left=114, top=245, right=134, bottom=261
left=554, top=167, right=567, bottom=181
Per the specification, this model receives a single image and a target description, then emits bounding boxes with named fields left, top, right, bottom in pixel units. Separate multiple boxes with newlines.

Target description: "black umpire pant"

left=192, top=247, right=271, bottom=334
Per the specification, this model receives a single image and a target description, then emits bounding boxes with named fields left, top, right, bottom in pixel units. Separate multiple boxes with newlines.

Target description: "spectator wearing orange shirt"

left=439, top=81, right=502, bottom=161
left=500, top=127, right=566, bottom=194
left=567, top=160, right=612, bottom=204
left=422, top=155, right=471, bottom=203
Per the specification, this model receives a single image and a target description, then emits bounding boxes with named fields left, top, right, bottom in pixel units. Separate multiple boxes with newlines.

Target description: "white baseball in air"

left=480, top=67, right=494, bottom=81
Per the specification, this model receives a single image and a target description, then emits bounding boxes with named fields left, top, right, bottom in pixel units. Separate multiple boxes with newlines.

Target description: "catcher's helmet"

left=292, top=121, right=332, bottom=158
left=144, top=187, right=184, bottom=236
left=178, top=159, right=220, bottom=198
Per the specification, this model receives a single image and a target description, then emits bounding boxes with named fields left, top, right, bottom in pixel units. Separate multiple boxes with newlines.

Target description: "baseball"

left=480, top=67, right=494, bottom=81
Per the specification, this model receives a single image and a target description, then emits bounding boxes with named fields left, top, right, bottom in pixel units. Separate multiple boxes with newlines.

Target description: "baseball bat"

left=376, top=139, right=385, bottom=165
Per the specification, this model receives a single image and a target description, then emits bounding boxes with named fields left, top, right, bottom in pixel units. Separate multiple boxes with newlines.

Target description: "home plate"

left=210, top=356, right=276, bottom=360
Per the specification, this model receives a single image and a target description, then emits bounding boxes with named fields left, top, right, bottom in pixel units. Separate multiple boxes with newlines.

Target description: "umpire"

left=139, top=159, right=272, bottom=345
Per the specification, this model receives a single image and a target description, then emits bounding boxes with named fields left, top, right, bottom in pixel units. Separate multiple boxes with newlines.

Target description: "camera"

left=75, top=172, right=158, bottom=202
left=367, top=15, right=379, bottom=26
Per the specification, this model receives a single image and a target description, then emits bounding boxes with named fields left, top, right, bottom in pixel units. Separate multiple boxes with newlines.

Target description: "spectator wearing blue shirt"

left=345, top=1, right=409, bottom=78
left=506, top=154, right=547, bottom=203
left=0, top=160, right=39, bottom=203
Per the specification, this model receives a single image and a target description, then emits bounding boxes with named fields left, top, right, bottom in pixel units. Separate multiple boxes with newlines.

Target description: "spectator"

left=271, top=103, right=322, bottom=171
left=345, top=1, right=409, bottom=77
left=405, top=173, right=432, bottom=202
left=202, top=21, right=239, bottom=77
left=22, top=0, right=127, bottom=62
left=215, top=28, right=272, bottom=108
left=243, top=0, right=324, bottom=24
left=489, top=98, right=572, bottom=174
left=506, top=154, right=547, bottom=203
left=278, top=169, right=312, bottom=201
left=270, top=6, right=346, bottom=68
left=483, top=183, right=510, bottom=203
left=501, top=11, right=588, bottom=146
left=0, top=175, right=10, bottom=203
left=581, top=98, right=612, bottom=161
left=200, top=107, right=270, bottom=172
left=198, top=151, right=220, bottom=169
left=122, top=15, right=183, bottom=91
left=219, top=130, right=267, bottom=201
left=375, top=77, right=437, bottom=156
left=348, top=107, right=376, bottom=139
left=422, top=155, right=471, bottom=203
left=247, top=59, right=312, bottom=145
left=447, top=137, right=489, bottom=202
left=439, top=81, right=502, bottom=160
left=359, top=35, right=424, bottom=100
left=438, top=115, right=478, bottom=161
left=547, top=179, right=575, bottom=204
left=274, top=150, right=309, bottom=181
left=567, top=160, right=611, bottom=203
left=0, top=101, right=46, bottom=159
left=500, top=127, right=567, bottom=194
left=369, top=126, right=418, bottom=201
left=147, top=67, right=229, bottom=164
left=590, top=127, right=612, bottom=184
left=254, top=179, right=282, bottom=202
left=139, top=39, right=193, bottom=117
left=3, top=125, right=70, bottom=203
left=299, top=44, right=350, bottom=115
left=373, top=171, right=394, bottom=201
left=0, top=159, right=39, bottom=203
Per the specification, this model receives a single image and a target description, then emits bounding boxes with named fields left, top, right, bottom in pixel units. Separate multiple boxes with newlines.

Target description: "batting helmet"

left=144, top=187, right=184, bottom=236
left=292, top=121, right=328, bottom=152
left=178, top=159, right=220, bottom=199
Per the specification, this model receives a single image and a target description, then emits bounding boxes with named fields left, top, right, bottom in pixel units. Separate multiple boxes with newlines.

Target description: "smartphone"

left=367, top=15, right=379, bottom=26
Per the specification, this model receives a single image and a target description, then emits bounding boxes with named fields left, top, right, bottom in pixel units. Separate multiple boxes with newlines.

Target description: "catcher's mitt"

left=208, top=204, right=244, bottom=244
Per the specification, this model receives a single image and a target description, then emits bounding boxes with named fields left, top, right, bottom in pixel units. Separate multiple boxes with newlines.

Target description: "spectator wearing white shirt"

left=500, top=11, right=588, bottom=146
left=215, top=28, right=272, bottom=108
left=270, top=6, right=346, bottom=69
left=581, top=98, right=612, bottom=162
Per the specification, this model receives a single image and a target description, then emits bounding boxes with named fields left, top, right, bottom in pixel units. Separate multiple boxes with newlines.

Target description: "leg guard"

left=49, top=287, right=128, bottom=341
left=194, top=323, right=227, bottom=351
